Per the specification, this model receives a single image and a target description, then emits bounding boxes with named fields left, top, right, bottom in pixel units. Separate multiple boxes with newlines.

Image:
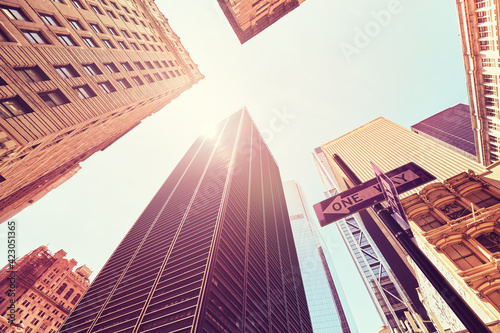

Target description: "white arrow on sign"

left=324, top=170, right=419, bottom=215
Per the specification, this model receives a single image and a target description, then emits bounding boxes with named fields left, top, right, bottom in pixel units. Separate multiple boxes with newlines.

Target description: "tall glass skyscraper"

left=60, top=108, right=313, bottom=333
left=283, top=180, right=358, bottom=333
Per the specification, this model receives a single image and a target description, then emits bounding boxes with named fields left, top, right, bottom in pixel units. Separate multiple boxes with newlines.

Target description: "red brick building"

left=0, top=0, right=203, bottom=223
left=217, top=0, right=306, bottom=43
left=0, top=245, right=92, bottom=333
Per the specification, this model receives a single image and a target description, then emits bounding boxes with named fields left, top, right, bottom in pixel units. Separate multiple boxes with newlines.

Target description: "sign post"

left=371, top=162, right=411, bottom=234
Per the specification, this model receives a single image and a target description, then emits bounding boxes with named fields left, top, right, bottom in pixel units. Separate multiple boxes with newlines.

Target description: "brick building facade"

left=0, top=245, right=91, bottom=333
left=0, top=0, right=203, bottom=223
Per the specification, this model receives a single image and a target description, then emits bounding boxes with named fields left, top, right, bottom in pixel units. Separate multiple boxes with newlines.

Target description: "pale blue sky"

left=1, top=0, right=468, bottom=332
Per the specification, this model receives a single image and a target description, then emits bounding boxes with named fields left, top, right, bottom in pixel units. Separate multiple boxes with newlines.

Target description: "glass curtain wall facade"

left=283, top=180, right=357, bottom=333
left=59, top=108, right=312, bottom=333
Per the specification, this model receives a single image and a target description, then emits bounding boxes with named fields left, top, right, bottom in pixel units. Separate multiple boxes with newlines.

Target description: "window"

left=141, top=43, right=148, bottom=51
left=57, top=34, right=78, bottom=46
left=145, top=61, right=154, bottom=69
left=465, top=189, right=500, bottom=208
left=140, top=20, right=146, bottom=27
left=117, top=40, right=128, bottom=49
left=107, top=27, right=118, bottom=36
left=90, top=5, right=102, bottom=15
left=98, top=0, right=107, bottom=4
left=90, top=23, right=103, bottom=34
left=15, top=66, right=49, bottom=83
left=121, top=30, right=130, bottom=38
left=150, top=44, right=156, bottom=52
left=68, top=19, right=84, bottom=30
left=476, top=232, right=500, bottom=253
left=39, top=90, right=69, bottom=107
left=162, top=71, right=169, bottom=79
left=119, top=14, right=128, bottom=22
left=98, top=81, right=116, bottom=93
left=162, top=60, right=168, bottom=67
left=52, top=0, right=65, bottom=3
left=130, top=42, right=139, bottom=50
left=72, top=0, right=84, bottom=9
left=131, top=76, right=143, bottom=85
left=82, top=36, right=98, bottom=47
left=83, top=63, right=102, bottom=76
left=107, top=10, right=116, bottom=19
left=71, top=294, right=81, bottom=305
left=73, top=85, right=96, bottom=99
left=63, top=288, right=74, bottom=300
left=102, top=39, right=115, bottom=48
left=121, top=62, right=133, bottom=71
left=153, top=61, right=161, bottom=68
left=134, top=62, right=145, bottom=70
left=157, top=45, right=163, bottom=52
left=153, top=73, right=162, bottom=81
left=130, top=17, right=137, bottom=25
left=412, top=212, right=445, bottom=232
left=30, top=318, right=39, bottom=325
left=169, top=70, right=175, bottom=77
left=40, top=13, right=60, bottom=26
left=117, top=78, right=132, bottom=89
left=1, top=5, right=30, bottom=21
left=0, top=28, right=12, bottom=42
left=104, top=62, right=119, bottom=73
left=122, top=7, right=130, bottom=14
left=443, top=243, right=485, bottom=270
left=54, top=64, right=80, bottom=78
left=132, top=32, right=140, bottom=39
left=175, top=70, right=180, bottom=76
left=438, top=201, right=470, bottom=220
left=168, top=60, right=174, bottom=67
left=132, top=10, right=138, bottom=16
left=144, top=74, right=153, bottom=83
left=110, top=1, right=119, bottom=9
left=142, top=34, right=149, bottom=41
left=22, top=30, right=50, bottom=44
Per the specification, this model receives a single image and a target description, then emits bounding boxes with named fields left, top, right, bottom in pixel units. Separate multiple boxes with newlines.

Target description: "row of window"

left=68, top=0, right=150, bottom=29
left=0, top=4, right=165, bottom=51
left=0, top=68, right=176, bottom=119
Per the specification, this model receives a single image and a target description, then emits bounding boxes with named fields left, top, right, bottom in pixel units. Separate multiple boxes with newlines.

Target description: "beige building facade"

left=0, top=0, right=203, bottom=223
left=402, top=172, right=500, bottom=332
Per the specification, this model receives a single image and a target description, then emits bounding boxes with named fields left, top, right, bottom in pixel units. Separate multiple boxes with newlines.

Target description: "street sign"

left=314, top=162, right=435, bottom=227
left=371, top=162, right=411, bottom=232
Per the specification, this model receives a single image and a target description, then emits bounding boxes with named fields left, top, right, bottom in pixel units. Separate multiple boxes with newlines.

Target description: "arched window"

left=412, top=211, right=445, bottom=232
left=443, top=243, right=485, bottom=270
left=486, top=290, right=500, bottom=312
left=438, top=201, right=470, bottom=220
left=71, top=293, right=81, bottom=305
left=465, top=189, right=500, bottom=208
left=56, top=283, right=67, bottom=295
left=63, top=288, right=74, bottom=300
left=475, top=231, right=500, bottom=253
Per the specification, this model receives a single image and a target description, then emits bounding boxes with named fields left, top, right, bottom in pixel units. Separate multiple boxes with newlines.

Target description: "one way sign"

left=314, top=162, right=435, bottom=227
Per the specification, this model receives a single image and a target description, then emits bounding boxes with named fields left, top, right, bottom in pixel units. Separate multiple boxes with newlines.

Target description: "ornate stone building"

left=0, top=0, right=203, bottom=223
left=402, top=171, right=500, bottom=331
left=0, top=245, right=91, bottom=333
